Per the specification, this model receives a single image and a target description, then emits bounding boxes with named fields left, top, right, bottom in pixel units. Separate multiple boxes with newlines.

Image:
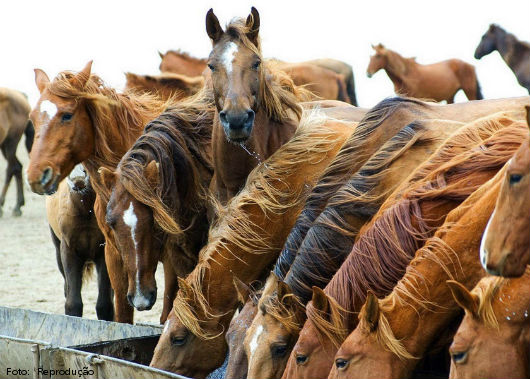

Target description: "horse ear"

left=177, top=277, right=195, bottom=301
left=245, top=7, right=260, bottom=45
left=206, top=8, right=224, bottom=43
left=233, top=275, right=250, bottom=305
left=447, top=280, right=479, bottom=318
left=362, top=291, right=380, bottom=332
left=34, top=69, right=50, bottom=94
left=311, top=286, right=329, bottom=314
left=158, top=51, right=165, bottom=59
left=98, top=167, right=116, bottom=193
left=75, top=60, right=93, bottom=88
left=144, top=160, right=159, bottom=187
left=277, top=281, right=292, bottom=302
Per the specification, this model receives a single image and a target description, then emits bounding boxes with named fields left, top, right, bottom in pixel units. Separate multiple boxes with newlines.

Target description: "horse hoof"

left=12, top=209, right=22, bottom=217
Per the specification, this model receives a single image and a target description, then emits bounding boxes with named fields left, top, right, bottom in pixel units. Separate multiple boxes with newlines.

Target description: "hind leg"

left=0, top=141, right=24, bottom=217
left=49, top=226, right=66, bottom=295
left=95, top=250, right=114, bottom=321
left=12, top=155, right=24, bottom=217
left=0, top=146, right=13, bottom=217
left=61, top=241, right=84, bottom=317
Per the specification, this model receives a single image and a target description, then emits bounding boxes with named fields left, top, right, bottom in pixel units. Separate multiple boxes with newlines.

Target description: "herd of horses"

left=1, top=6, right=529, bottom=379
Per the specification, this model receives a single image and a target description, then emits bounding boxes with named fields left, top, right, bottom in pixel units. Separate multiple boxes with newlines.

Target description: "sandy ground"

left=0, top=143, right=164, bottom=324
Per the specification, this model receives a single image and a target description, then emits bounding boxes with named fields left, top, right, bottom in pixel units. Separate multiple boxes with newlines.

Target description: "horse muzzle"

left=29, top=166, right=59, bottom=195
left=220, top=109, right=255, bottom=143
left=128, top=288, right=157, bottom=311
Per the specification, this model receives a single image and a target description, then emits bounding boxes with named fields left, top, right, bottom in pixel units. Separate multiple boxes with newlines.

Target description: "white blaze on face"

left=221, top=42, right=239, bottom=75
left=480, top=209, right=496, bottom=273
left=40, top=100, right=58, bottom=120
left=163, top=319, right=171, bottom=334
left=249, top=324, right=264, bottom=361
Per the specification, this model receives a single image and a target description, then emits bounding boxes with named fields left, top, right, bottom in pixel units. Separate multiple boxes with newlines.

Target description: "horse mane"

left=471, top=277, right=503, bottom=329
left=171, top=110, right=351, bottom=339
left=306, top=113, right=524, bottom=348
left=276, top=97, right=429, bottom=278
left=223, top=17, right=311, bottom=123
left=118, top=87, right=215, bottom=236
left=164, top=49, right=208, bottom=64
left=46, top=71, right=172, bottom=198
left=491, top=25, right=530, bottom=51
left=125, top=72, right=204, bottom=97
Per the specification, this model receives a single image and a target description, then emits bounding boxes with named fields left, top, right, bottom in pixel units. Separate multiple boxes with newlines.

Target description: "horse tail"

left=345, top=72, right=358, bottom=106
left=82, top=262, right=95, bottom=285
left=336, top=75, right=351, bottom=104
left=24, top=119, right=35, bottom=153
left=475, top=78, right=484, bottom=100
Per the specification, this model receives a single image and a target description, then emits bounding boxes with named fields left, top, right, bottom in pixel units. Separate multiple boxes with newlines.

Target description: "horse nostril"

left=148, top=290, right=157, bottom=304
left=246, top=109, right=255, bottom=124
left=219, top=111, right=227, bottom=124
left=40, top=167, right=54, bottom=186
left=127, top=293, right=134, bottom=307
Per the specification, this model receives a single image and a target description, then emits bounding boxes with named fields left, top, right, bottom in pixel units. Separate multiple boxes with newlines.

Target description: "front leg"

left=160, top=255, right=178, bottom=324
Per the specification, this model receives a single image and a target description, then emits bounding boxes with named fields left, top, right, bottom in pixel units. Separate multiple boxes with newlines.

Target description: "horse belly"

left=417, top=67, right=459, bottom=101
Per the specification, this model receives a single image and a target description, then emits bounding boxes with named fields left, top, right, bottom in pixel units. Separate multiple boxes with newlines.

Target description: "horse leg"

left=61, top=241, right=84, bottom=317
left=95, top=251, right=114, bottom=321
left=0, top=140, right=24, bottom=217
left=105, top=244, right=134, bottom=323
left=12, top=155, right=24, bottom=217
left=49, top=225, right=67, bottom=296
left=160, top=256, right=178, bottom=324
left=0, top=145, right=13, bottom=217
left=446, top=95, right=455, bottom=104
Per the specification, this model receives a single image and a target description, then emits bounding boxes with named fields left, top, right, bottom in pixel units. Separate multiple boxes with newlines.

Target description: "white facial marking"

left=480, top=210, right=496, bottom=273
left=249, top=324, right=263, bottom=359
left=221, top=42, right=238, bottom=75
left=163, top=319, right=171, bottom=334
left=40, top=100, right=58, bottom=120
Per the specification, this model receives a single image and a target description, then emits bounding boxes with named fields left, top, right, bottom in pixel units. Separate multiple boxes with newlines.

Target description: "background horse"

left=99, top=91, right=214, bottom=323
left=448, top=268, right=530, bottom=379
left=149, top=110, right=355, bottom=379
left=159, top=49, right=208, bottom=76
left=475, top=24, right=530, bottom=93
left=46, top=164, right=112, bottom=320
left=27, top=62, right=171, bottom=323
left=367, top=43, right=483, bottom=102
left=481, top=106, right=530, bottom=277
left=0, top=87, right=33, bottom=217
left=124, top=72, right=204, bottom=101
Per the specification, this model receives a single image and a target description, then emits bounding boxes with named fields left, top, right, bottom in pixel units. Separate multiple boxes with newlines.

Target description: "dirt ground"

left=0, top=143, right=164, bottom=324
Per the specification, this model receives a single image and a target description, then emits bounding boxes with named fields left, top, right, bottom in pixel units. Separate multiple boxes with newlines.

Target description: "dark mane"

left=276, top=97, right=428, bottom=277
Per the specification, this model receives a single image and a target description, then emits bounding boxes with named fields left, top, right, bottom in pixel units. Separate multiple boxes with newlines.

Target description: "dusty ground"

left=0, top=143, right=164, bottom=324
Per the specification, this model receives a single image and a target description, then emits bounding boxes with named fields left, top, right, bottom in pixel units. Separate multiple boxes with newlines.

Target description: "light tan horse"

left=367, top=44, right=483, bottom=103
left=0, top=88, right=33, bottom=217
left=159, top=50, right=208, bottom=77
left=124, top=72, right=204, bottom=101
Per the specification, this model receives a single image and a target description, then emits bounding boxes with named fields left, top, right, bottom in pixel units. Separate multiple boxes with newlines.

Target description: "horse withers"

left=46, top=164, right=112, bottom=320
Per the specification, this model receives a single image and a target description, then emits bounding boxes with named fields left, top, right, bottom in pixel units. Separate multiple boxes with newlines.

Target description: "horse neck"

left=384, top=51, right=410, bottom=83
left=495, top=30, right=526, bottom=69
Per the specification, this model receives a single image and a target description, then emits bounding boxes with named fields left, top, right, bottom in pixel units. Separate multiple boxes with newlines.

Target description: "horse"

left=242, top=118, right=466, bottom=379
left=206, top=7, right=313, bottom=203
left=0, top=88, right=33, bottom=217
left=98, top=91, right=215, bottom=323
left=480, top=106, right=530, bottom=277
left=367, top=44, right=483, bottom=103
left=283, top=114, right=524, bottom=379
left=46, top=164, right=112, bottom=320
left=149, top=110, right=356, bottom=379
left=159, top=50, right=208, bottom=77
left=475, top=24, right=530, bottom=93
left=27, top=61, right=172, bottom=323
left=448, top=268, right=530, bottom=379
left=304, top=58, right=357, bottom=106
left=328, top=123, right=529, bottom=379
left=124, top=72, right=204, bottom=101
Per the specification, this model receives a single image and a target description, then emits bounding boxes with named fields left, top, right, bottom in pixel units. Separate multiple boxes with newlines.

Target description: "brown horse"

left=27, top=62, right=171, bottom=323
left=367, top=44, right=483, bottom=103
left=475, top=24, right=530, bottom=93
left=0, top=88, right=33, bottom=217
left=480, top=107, right=530, bottom=277
left=98, top=91, right=214, bottom=323
left=124, top=72, right=204, bottom=101
left=243, top=118, right=466, bottom=379
left=448, top=268, right=530, bottom=379
left=206, top=7, right=312, bottom=203
left=159, top=50, right=208, bottom=77
left=283, top=114, right=523, bottom=379
left=46, top=164, right=112, bottom=320
left=329, top=124, right=529, bottom=379
left=305, top=58, right=357, bottom=106
left=149, top=111, right=356, bottom=378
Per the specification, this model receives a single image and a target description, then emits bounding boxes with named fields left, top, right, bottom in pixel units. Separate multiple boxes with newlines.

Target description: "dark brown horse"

left=206, top=7, right=310, bottom=203
left=368, top=44, right=483, bottom=102
left=99, top=91, right=214, bottom=323
left=475, top=24, right=530, bottom=93
left=0, top=88, right=33, bottom=217
left=124, top=72, right=204, bottom=101
left=46, top=164, right=112, bottom=320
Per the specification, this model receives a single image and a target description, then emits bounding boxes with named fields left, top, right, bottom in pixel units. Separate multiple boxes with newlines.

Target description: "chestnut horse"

left=283, top=114, right=523, bottom=379
left=27, top=62, right=171, bottom=323
left=0, top=88, right=33, bottom=217
left=159, top=50, right=208, bottom=77
left=124, top=72, right=204, bottom=101
left=448, top=268, right=530, bottom=379
left=480, top=106, right=530, bottom=277
left=367, top=44, right=483, bottom=103
left=305, top=58, right=357, bottom=106
left=329, top=123, right=529, bottom=379
left=149, top=111, right=356, bottom=379
left=206, top=7, right=311, bottom=203
left=99, top=92, right=214, bottom=323
left=475, top=24, right=530, bottom=93
left=243, top=118, right=466, bottom=379
left=46, top=164, right=112, bottom=320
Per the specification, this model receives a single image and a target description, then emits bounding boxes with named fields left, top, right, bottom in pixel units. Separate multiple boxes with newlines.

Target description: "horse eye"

left=451, top=351, right=468, bottom=364
left=171, top=335, right=187, bottom=346
left=509, top=174, right=522, bottom=185
left=271, top=344, right=288, bottom=358
left=208, top=63, right=216, bottom=72
left=295, top=354, right=308, bottom=365
left=61, top=113, right=73, bottom=123
left=335, top=358, right=350, bottom=370
left=252, top=60, right=261, bottom=70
